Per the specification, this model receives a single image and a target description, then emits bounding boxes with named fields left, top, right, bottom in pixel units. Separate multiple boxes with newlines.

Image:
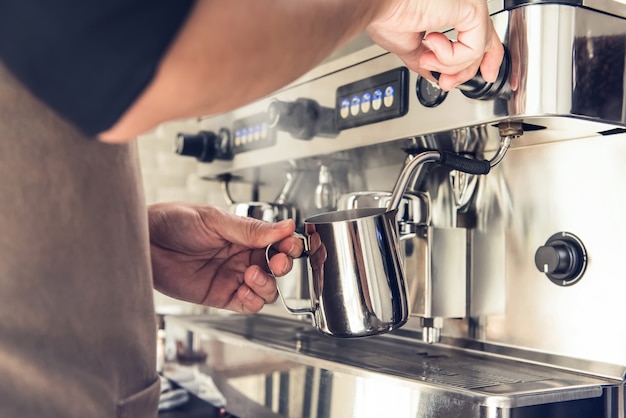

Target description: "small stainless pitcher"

left=293, top=207, right=407, bottom=337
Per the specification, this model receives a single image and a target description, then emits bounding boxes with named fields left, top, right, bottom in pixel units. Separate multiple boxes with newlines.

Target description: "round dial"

left=534, top=232, right=587, bottom=286
left=416, top=76, right=447, bottom=108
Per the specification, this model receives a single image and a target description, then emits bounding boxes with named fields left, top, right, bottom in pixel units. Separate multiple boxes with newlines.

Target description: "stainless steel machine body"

left=166, top=1, right=626, bottom=416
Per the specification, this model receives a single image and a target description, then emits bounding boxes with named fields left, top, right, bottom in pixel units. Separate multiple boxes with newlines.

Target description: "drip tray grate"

left=181, top=314, right=612, bottom=402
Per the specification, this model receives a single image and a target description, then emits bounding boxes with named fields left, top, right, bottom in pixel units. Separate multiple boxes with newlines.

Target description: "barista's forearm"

left=100, top=0, right=385, bottom=142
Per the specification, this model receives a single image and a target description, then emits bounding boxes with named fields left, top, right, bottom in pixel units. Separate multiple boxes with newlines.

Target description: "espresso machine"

left=166, top=1, right=626, bottom=416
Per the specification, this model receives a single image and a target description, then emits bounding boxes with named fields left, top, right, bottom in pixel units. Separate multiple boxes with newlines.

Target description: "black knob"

left=534, top=232, right=587, bottom=286
left=267, top=98, right=338, bottom=140
left=175, top=129, right=233, bottom=162
left=432, top=45, right=511, bottom=100
left=535, top=244, right=575, bottom=275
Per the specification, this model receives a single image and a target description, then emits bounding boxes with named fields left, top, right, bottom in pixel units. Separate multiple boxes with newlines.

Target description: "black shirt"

left=0, top=0, right=195, bottom=136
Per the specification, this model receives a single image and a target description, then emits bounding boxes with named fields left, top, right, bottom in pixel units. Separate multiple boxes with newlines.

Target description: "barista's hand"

left=148, top=202, right=303, bottom=313
left=367, top=0, right=504, bottom=91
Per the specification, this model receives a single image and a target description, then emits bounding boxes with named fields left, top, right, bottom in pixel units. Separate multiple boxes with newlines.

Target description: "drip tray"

left=165, top=314, right=616, bottom=418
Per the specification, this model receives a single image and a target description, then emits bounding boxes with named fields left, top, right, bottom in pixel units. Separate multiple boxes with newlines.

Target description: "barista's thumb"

left=221, top=214, right=296, bottom=249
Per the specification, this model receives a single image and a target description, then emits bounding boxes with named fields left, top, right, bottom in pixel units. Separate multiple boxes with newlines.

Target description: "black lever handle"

left=438, top=152, right=491, bottom=175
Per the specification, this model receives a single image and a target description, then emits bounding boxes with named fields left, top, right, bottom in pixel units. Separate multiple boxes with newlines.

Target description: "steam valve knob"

left=535, top=245, right=573, bottom=275
left=432, top=45, right=511, bottom=100
left=175, top=129, right=233, bottom=162
left=534, top=232, right=587, bottom=286
left=267, top=98, right=338, bottom=140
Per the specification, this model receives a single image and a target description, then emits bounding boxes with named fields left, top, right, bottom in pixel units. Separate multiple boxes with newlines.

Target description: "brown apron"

left=0, top=64, right=159, bottom=417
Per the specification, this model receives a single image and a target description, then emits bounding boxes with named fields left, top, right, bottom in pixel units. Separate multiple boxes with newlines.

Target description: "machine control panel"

left=232, top=113, right=276, bottom=155
left=336, top=67, right=409, bottom=130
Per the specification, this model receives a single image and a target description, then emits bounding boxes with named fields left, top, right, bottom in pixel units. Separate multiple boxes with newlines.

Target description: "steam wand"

left=387, top=121, right=523, bottom=213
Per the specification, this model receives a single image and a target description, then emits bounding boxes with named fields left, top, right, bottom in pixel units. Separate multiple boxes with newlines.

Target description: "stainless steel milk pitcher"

left=304, top=207, right=406, bottom=337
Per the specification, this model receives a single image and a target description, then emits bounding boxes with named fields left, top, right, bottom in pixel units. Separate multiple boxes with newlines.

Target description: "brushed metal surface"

left=467, top=134, right=626, bottom=369
left=164, top=315, right=616, bottom=418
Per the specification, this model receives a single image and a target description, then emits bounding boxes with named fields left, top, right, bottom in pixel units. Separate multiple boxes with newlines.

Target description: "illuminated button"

left=248, top=126, right=255, bottom=142
left=384, top=86, right=395, bottom=107
left=340, top=98, right=350, bottom=119
left=253, top=124, right=261, bottom=141
left=241, top=127, right=249, bottom=144
left=350, top=96, right=360, bottom=116
left=372, top=89, right=383, bottom=110
left=234, top=130, right=242, bottom=147
left=361, top=92, right=371, bottom=113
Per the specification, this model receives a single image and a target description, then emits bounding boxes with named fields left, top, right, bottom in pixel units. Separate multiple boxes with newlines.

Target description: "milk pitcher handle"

left=265, top=233, right=313, bottom=316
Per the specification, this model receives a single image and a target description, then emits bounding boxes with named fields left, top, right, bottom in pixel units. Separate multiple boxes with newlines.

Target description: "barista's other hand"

left=367, top=0, right=504, bottom=91
left=148, top=202, right=303, bottom=313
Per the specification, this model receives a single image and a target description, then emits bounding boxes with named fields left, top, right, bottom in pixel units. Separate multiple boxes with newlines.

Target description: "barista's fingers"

left=437, top=65, right=482, bottom=92
left=236, top=285, right=266, bottom=313
left=268, top=252, right=293, bottom=277
left=258, top=236, right=301, bottom=274
left=276, top=235, right=304, bottom=258
left=243, top=265, right=279, bottom=306
left=419, top=31, right=503, bottom=90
